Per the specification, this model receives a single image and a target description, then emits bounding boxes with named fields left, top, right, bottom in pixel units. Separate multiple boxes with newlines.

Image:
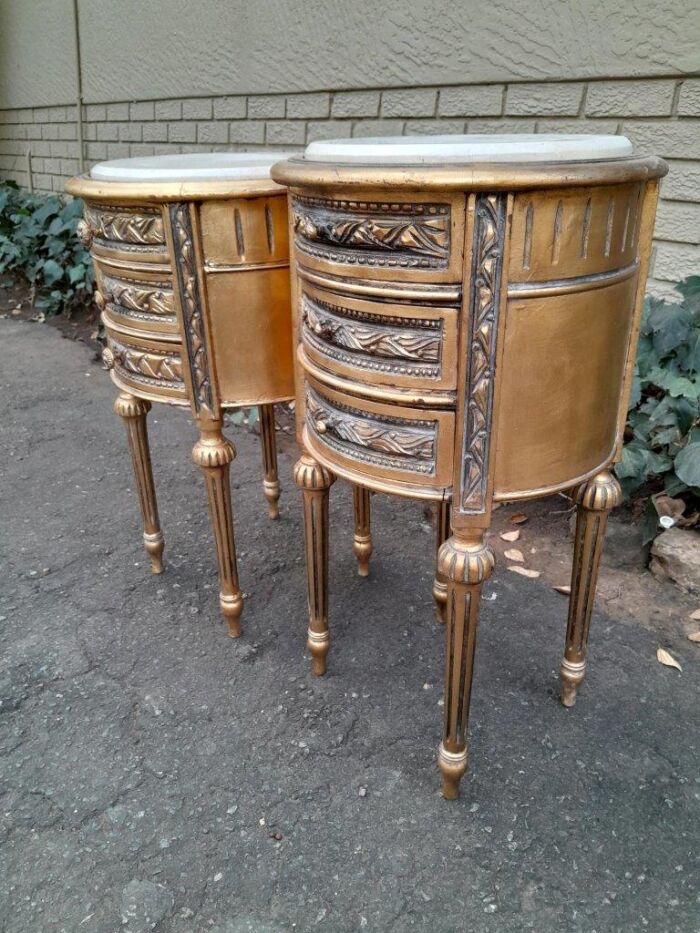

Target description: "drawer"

left=199, top=196, right=289, bottom=267
left=291, top=191, right=465, bottom=284
left=300, top=281, right=458, bottom=398
left=303, top=376, right=454, bottom=496
left=95, top=260, right=179, bottom=338
left=103, top=326, right=187, bottom=404
left=83, top=202, right=169, bottom=266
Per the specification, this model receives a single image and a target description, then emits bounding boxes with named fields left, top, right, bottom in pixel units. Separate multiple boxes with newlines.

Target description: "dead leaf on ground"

left=690, top=608, right=700, bottom=621
left=500, top=529, right=521, bottom=542
left=656, top=647, right=682, bottom=672
left=508, top=566, right=540, bottom=578
left=504, top=548, right=524, bottom=563
left=687, top=631, right=700, bottom=643
left=553, top=585, right=571, bottom=595
left=510, top=513, right=529, bottom=525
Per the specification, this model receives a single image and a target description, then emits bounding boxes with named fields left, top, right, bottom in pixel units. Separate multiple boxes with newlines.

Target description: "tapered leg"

left=192, top=425, right=243, bottom=637
left=561, top=470, right=621, bottom=707
left=294, top=454, right=334, bottom=675
left=114, top=392, right=164, bottom=574
left=437, top=533, right=495, bottom=799
left=259, top=404, right=280, bottom=520
left=352, top=485, right=373, bottom=577
left=432, top=499, right=451, bottom=623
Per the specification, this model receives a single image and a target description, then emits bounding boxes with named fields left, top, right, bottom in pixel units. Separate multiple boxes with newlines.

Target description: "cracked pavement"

left=1, top=318, right=699, bottom=933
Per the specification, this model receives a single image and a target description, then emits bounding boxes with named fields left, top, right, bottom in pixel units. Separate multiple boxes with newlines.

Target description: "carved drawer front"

left=199, top=195, right=289, bottom=267
left=303, top=376, right=455, bottom=496
left=95, top=261, right=178, bottom=339
left=103, top=326, right=187, bottom=404
left=291, top=192, right=466, bottom=284
left=509, top=183, right=643, bottom=284
left=83, top=202, right=169, bottom=267
left=300, top=281, right=458, bottom=399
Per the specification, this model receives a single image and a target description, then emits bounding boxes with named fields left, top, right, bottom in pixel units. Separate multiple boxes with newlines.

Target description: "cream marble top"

left=303, top=134, right=633, bottom=165
left=90, top=152, right=295, bottom=182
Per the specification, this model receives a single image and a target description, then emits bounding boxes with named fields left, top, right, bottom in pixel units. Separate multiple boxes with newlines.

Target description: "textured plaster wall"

left=1, top=0, right=699, bottom=108
left=0, top=0, right=77, bottom=109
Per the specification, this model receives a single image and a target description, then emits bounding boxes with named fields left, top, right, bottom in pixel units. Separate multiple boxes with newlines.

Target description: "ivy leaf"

left=41, top=259, right=63, bottom=285
left=648, top=301, right=692, bottom=356
left=68, top=263, right=86, bottom=284
left=674, top=442, right=700, bottom=487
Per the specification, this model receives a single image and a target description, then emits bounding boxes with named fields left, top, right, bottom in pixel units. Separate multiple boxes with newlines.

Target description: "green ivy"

left=615, top=276, right=700, bottom=542
left=0, top=181, right=94, bottom=316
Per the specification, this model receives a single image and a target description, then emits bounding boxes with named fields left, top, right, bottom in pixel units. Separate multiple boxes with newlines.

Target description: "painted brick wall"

left=1, top=77, right=698, bottom=296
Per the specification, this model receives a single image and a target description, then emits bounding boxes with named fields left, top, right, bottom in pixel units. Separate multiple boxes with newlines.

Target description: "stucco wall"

left=0, top=0, right=698, bottom=293
left=2, top=0, right=698, bottom=107
left=0, top=0, right=77, bottom=109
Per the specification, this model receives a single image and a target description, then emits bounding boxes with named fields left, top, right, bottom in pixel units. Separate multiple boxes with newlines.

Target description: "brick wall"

left=1, top=77, right=698, bottom=296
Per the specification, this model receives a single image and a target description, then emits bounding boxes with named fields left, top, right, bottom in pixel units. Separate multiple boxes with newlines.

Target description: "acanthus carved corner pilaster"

left=169, top=203, right=215, bottom=417
left=459, top=193, right=507, bottom=515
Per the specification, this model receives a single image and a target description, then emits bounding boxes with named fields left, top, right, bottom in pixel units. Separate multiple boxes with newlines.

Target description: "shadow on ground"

left=1, top=320, right=698, bottom=933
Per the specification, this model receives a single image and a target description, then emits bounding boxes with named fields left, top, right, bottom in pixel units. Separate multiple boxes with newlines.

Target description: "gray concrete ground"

left=1, top=318, right=699, bottom=933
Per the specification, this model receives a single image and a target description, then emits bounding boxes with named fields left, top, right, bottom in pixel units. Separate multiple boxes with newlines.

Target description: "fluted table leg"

left=432, top=499, right=451, bottom=623
left=192, top=424, right=243, bottom=637
left=114, top=392, right=164, bottom=574
left=438, top=533, right=495, bottom=799
left=294, top=454, right=334, bottom=675
left=561, top=470, right=622, bottom=707
left=259, top=403, right=280, bottom=520
left=352, top=485, right=373, bottom=577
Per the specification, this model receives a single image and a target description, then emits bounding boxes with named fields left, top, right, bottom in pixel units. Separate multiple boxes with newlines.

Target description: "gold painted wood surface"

left=275, top=152, right=666, bottom=799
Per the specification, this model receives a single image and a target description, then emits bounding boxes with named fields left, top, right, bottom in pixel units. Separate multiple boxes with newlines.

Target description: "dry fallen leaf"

left=504, top=548, right=524, bottom=563
left=690, top=609, right=700, bottom=621
left=500, top=529, right=521, bottom=542
left=553, top=585, right=571, bottom=595
left=656, top=647, right=682, bottom=672
left=687, top=631, right=700, bottom=643
left=508, top=566, right=540, bottom=578
left=510, top=513, right=529, bottom=525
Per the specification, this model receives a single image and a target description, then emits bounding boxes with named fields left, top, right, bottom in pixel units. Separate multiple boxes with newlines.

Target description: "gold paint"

left=272, top=153, right=665, bottom=800
left=68, top=172, right=296, bottom=632
left=560, top=471, right=621, bottom=706
left=352, top=485, right=373, bottom=577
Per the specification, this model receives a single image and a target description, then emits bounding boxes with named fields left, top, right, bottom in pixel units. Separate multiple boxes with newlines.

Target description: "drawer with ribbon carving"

left=102, top=327, right=187, bottom=404
left=94, top=260, right=179, bottom=339
left=291, top=192, right=466, bottom=284
left=298, top=281, right=459, bottom=405
left=303, top=376, right=455, bottom=497
left=78, top=202, right=169, bottom=268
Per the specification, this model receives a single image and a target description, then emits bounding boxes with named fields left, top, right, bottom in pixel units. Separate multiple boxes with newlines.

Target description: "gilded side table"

left=67, top=153, right=298, bottom=636
left=272, top=134, right=667, bottom=798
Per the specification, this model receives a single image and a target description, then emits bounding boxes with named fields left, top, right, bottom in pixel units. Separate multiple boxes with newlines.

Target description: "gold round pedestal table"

left=272, top=134, right=667, bottom=798
left=67, top=153, right=300, bottom=636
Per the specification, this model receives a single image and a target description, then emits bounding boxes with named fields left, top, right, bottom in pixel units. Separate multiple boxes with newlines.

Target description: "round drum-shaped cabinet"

left=272, top=135, right=667, bottom=798
left=68, top=153, right=297, bottom=636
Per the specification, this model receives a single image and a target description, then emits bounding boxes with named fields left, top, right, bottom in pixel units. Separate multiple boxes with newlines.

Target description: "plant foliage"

left=616, top=276, right=700, bottom=541
left=0, top=181, right=94, bottom=316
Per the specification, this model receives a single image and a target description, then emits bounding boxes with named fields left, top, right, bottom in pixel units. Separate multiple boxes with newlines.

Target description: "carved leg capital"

left=352, top=485, right=373, bottom=577
left=193, top=427, right=243, bottom=637
left=114, top=392, right=164, bottom=574
left=295, top=454, right=334, bottom=676
left=561, top=470, right=621, bottom=707
left=438, top=533, right=494, bottom=800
